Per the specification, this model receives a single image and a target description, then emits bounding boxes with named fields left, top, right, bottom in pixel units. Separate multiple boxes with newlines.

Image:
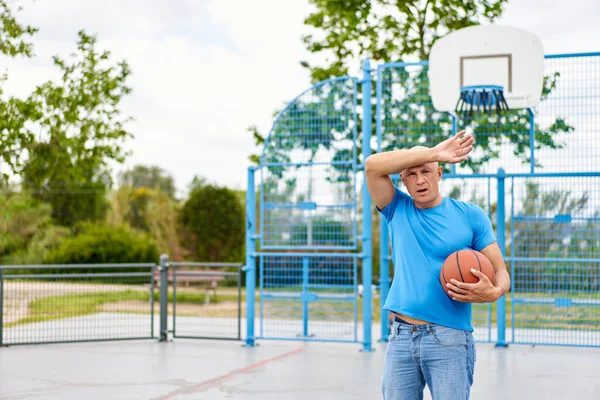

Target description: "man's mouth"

left=417, top=188, right=427, bottom=194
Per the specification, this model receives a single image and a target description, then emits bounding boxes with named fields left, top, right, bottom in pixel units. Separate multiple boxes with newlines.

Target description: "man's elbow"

left=365, top=154, right=377, bottom=176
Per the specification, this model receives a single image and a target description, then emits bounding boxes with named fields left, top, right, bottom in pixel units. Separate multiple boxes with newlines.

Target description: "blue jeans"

left=382, top=321, right=476, bottom=400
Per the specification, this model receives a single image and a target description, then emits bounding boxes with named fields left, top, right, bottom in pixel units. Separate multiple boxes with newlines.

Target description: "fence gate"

left=253, top=76, right=362, bottom=344
left=258, top=254, right=358, bottom=342
left=165, top=261, right=242, bottom=341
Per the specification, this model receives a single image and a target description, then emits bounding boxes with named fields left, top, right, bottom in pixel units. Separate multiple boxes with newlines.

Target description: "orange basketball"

left=440, top=250, right=494, bottom=297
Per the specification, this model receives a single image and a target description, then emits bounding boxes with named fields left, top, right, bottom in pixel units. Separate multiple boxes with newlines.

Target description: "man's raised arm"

left=365, top=130, right=474, bottom=210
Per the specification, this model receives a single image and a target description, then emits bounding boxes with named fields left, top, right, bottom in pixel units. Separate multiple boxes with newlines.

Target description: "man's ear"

left=437, top=165, right=443, bottom=181
left=399, top=171, right=405, bottom=186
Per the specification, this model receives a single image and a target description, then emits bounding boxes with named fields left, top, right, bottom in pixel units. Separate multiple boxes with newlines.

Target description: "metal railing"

left=0, top=263, right=156, bottom=346
left=0, top=257, right=243, bottom=346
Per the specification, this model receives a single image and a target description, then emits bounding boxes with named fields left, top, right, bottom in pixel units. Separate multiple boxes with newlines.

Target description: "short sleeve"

left=469, top=204, right=497, bottom=251
left=376, top=187, right=408, bottom=223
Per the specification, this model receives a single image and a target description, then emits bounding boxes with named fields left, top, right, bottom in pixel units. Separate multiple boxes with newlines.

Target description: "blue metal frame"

left=496, top=168, right=508, bottom=347
left=361, top=60, right=373, bottom=352
left=248, top=73, right=368, bottom=349
left=255, top=252, right=360, bottom=344
left=353, top=78, right=360, bottom=249
left=246, top=50, right=600, bottom=350
left=510, top=177, right=516, bottom=345
left=374, top=52, right=600, bottom=348
left=375, top=63, right=391, bottom=342
left=528, top=109, right=535, bottom=174
left=545, top=52, right=600, bottom=58
left=245, top=167, right=257, bottom=347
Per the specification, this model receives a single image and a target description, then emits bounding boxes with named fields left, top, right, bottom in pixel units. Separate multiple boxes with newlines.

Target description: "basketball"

left=440, top=250, right=494, bottom=296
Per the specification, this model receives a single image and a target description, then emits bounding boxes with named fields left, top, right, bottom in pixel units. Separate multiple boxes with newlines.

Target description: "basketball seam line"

left=456, top=251, right=465, bottom=282
left=441, top=263, right=448, bottom=286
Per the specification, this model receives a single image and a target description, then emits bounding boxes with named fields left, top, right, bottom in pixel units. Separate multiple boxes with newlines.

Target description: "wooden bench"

left=152, top=268, right=226, bottom=302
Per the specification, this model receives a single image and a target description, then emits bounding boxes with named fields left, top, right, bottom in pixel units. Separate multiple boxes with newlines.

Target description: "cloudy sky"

left=2, top=0, right=599, bottom=195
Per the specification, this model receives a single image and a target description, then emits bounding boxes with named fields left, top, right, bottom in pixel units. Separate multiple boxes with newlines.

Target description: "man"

left=365, top=130, right=510, bottom=400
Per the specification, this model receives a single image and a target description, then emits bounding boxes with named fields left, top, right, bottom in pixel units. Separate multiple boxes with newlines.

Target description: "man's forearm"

left=493, top=270, right=511, bottom=300
left=365, top=147, right=438, bottom=176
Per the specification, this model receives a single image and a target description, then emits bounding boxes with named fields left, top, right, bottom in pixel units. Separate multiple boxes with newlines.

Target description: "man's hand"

left=446, top=269, right=502, bottom=303
left=434, top=130, right=474, bottom=164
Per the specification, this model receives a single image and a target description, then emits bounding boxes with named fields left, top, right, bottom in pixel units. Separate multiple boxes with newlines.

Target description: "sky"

left=1, top=0, right=599, bottom=196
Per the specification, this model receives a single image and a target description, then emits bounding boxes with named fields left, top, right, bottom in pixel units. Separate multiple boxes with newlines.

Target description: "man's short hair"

left=400, top=145, right=438, bottom=177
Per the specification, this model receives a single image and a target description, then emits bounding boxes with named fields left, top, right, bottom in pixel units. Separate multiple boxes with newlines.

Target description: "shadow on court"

left=1, top=338, right=599, bottom=400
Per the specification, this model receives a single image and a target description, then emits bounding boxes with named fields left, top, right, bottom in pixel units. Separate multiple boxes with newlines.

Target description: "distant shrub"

left=178, top=183, right=245, bottom=262
left=45, top=222, right=159, bottom=266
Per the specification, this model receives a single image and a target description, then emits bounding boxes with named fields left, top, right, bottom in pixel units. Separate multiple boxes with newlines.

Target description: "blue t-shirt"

left=378, top=187, right=496, bottom=331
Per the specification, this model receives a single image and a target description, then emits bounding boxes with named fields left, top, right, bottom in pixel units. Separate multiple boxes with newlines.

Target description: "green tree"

left=254, top=0, right=571, bottom=174
left=0, top=1, right=38, bottom=58
left=178, top=181, right=245, bottom=262
left=119, top=165, right=176, bottom=199
left=249, top=1, right=579, bottom=287
left=0, top=0, right=40, bottom=180
left=248, top=0, right=510, bottom=164
left=18, top=30, right=133, bottom=226
left=301, top=0, right=506, bottom=82
left=107, top=185, right=186, bottom=260
left=246, top=1, right=510, bottom=279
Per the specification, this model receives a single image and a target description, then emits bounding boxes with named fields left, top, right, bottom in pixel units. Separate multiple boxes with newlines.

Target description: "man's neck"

left=414, top=194, right=443, bottom=209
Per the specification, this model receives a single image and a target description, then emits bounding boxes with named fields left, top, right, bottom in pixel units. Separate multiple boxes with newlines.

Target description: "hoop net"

left=455, top=85, right=509, bottom=121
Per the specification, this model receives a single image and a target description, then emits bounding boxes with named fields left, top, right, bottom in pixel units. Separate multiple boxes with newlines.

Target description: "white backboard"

left=429, top=25, right=544, bottom=112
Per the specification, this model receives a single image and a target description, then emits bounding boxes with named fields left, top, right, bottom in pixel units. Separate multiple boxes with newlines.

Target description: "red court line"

left=159, top=347, right=306, bottom=400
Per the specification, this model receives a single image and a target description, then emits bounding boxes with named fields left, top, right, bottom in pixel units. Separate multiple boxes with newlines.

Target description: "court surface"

left=1, top=337, right=599, bottom=400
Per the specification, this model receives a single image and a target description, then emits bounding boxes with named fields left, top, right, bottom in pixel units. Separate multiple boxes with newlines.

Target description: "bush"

left=108, top=186, right=186, bottom=260
left=0, top=191, right=63, bottom=263
left=45, top=222, right=159, bottom=265
left=5, top=225, right=71, bottom=265
left=178, top=183, right=245, bottom=262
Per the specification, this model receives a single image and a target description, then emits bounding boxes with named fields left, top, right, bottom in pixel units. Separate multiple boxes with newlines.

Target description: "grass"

left=5, top=289, right=244, bottom=327
left=6, top=290, right=146, bottom=327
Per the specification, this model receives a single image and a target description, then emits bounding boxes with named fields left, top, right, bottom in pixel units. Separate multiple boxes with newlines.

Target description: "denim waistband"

left=392, top=314, right=440, bottom=331
left=392, top=316, right=471, bottom=335
left=394, top=314, right=415, bottom=325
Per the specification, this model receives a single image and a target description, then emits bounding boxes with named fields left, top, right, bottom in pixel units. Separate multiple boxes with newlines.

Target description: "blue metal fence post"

left=496, top=168, right=508, bottom=347
left=245, top=166, right=257, bottom=347
left=302, top=257, right=310, bottom=337
left=361, top=59, right=373, bottom=352
left=528, top=109, right=535, bottom=174
left=379, top=219, right=390, bottom=342
left=159, top=254, right=169, bottom=342
left=451, top=115, right=457, bottom=175
left=375, top=64, right=391, bottom=342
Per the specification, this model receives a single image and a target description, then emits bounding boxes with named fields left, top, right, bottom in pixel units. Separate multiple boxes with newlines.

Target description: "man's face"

left=400, top=162, right=443, bottom=206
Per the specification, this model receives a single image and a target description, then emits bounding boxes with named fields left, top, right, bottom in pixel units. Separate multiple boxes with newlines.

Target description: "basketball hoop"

left=428, top=25, right=544, bottom=117
left=455, top=85, right=509, bottom=121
